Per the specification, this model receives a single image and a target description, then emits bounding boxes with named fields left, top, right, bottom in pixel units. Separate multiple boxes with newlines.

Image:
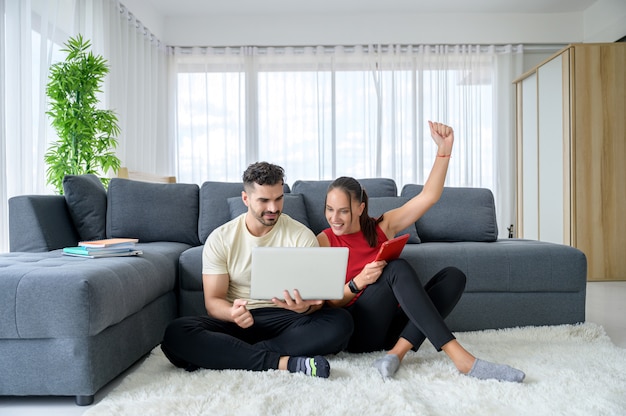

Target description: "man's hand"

left=271, top=289, right=323, bottom=313
left=231, top=299, right=254, bottom=328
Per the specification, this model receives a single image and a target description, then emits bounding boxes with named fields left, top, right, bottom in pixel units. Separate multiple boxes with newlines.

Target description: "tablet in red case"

left=374, top=233, right=410, bottom=261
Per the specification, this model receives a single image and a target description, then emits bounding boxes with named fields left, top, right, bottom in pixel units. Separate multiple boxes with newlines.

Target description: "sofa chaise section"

left=401, top=241, right=587, bottom=330
left=2, top=176, right=201, bottom=405
left=398, top=184, right=587, bottom=331
left=0, top=244, right=186, bottom=404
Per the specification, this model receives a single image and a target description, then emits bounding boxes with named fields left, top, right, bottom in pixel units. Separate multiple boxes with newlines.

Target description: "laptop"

left=250, top=247, right=349, bottom=300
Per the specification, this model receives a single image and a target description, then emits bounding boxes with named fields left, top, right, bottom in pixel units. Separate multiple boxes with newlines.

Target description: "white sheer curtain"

left=1, top=0, right=69, bottom=253
left=0, top=0, right=6, bottom=255
left=0, top=0, right=169, bottom=252
left=172, top=45, right=522, bottom=238
left=100, top=1, right=171, bottom=175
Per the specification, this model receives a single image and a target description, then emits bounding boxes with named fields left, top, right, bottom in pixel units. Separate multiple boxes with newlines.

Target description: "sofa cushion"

left=178, top=245, right=206, bottom=317
left=400, top=184, right=498, bottom=242
left=62, top=174, right=107, bottom=241
left=227, top=194, right=310, bottom=228
left=199, top=182, right=243, bottom=244
left=0, top=242, right=188, bottom=339
left=399, top=240, right=586, bottom=293
left=9, top=195, right=80, bottom=252
left=107, top=179, right=201, bottom=245
left=291, top=178, right=398, bottom=235
left=368, top=197, right=420, bottom=243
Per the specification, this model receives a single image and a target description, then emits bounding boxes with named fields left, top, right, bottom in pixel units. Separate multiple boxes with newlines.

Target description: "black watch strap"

left=348, top=278, right=362, bottom=294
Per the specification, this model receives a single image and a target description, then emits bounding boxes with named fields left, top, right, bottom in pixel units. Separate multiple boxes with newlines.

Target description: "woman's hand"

left=428, top=121, right=454, bottom=156
left=354, top=260, right=387, bottom=289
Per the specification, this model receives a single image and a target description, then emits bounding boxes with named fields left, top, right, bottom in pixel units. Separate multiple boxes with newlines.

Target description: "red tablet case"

left=374, top=233, right=410, bottom=261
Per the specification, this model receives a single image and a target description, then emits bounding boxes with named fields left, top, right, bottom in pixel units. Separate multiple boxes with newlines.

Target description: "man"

left=161, top=162, right=353, bottom=378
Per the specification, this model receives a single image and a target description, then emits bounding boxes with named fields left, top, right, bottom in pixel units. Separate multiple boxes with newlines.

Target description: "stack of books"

left=63, top=238, right=142, bottom=258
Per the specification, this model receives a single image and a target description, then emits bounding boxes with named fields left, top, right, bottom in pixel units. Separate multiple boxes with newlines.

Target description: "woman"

left=317, top=121, right=525, bottom=382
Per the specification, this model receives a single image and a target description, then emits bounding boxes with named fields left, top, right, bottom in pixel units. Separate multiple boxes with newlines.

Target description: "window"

left=171, top=45, right=521, bottom=239
left=173, top=45, right=501, bottom=192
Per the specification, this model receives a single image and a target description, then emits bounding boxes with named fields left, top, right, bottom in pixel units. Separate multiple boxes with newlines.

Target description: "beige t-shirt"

left=203, top=213, right=318, bottom=309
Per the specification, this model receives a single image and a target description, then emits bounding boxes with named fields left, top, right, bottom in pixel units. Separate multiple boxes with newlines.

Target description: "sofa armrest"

left=9, top=195, right=80, bottom=252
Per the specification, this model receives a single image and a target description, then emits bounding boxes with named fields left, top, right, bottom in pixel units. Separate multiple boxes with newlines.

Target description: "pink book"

left=78, top=238, right=139, bottom=248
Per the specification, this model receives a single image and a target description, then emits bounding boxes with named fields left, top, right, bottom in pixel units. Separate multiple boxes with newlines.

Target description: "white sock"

left=468, top=358, right=525, bottom=382
left=372, top=354, right=400, bottom=379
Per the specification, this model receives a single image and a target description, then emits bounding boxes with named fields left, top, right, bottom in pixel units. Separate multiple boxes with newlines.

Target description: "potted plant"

left=44, top=34, right=121, bottom=194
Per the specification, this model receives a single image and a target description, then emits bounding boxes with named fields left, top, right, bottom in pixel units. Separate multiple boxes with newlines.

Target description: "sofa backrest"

left=49, top=175, right=499, bottom=249
left=198, top=181, right=244, bottom=244
left=291, top=178, right=399, bottom=235
left=400, top=184, right=498, bottom=242
left=107, top=178, right=201, bottom=246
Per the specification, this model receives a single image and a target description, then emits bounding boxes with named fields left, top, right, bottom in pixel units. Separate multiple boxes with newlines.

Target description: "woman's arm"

left=379, top=121, right=454, bottom=239
left=317, top=232, right=385, bottom=307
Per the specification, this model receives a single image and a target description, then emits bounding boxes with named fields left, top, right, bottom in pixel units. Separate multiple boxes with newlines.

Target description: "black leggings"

left=345, top=259, right=466, bottom=353
left=161, top=306, right=353, bottom=372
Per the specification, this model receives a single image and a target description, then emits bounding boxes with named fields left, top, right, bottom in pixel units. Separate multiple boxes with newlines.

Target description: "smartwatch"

left=348, top=278, right=362, bottom=294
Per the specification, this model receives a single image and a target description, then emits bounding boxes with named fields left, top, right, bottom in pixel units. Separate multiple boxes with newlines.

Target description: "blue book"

left=62, top=247, right=142, bottom=258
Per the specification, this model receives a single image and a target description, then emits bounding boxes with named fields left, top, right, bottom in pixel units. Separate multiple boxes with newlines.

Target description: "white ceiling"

left=145, top=0, right=600, bottom=17
left=128, top=0, right=626, bottom=46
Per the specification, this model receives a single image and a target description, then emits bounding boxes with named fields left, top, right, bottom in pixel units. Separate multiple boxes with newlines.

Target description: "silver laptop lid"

left=250, top=247, right=349, bottom=300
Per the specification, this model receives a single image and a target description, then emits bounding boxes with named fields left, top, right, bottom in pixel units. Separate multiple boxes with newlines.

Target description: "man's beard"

left=253, top=209, right=281, bottom=227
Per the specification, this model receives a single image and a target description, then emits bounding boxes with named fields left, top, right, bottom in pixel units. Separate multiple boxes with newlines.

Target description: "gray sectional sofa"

left=1, top=175, right=587, bottom=405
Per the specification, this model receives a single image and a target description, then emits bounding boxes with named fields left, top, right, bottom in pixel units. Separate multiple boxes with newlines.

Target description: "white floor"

left=585, top=281, right=626, bottom=347
left=1, top=281, right=625, bottom=416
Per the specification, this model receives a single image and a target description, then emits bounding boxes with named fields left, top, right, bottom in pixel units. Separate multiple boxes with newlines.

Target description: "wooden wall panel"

left=515, top=43, right=626, bottom=281
left=573, top=44, right=626, bottom=280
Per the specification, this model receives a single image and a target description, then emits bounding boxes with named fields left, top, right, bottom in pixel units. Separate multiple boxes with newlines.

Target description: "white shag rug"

left=84, top=323, right=626, bottom=416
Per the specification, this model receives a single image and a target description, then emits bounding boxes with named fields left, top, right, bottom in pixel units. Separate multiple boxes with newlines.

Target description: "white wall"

left=584, top=0, right=626, bottom=42
left=120, top=0, right=164, bottom=40
left=162, top=13, right=585, bottom=46
left=120, top=0, right=625, bottom=47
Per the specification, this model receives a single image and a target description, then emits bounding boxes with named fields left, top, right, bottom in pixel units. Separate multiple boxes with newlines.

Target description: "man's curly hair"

left=242, top=162, right=285, bottom=192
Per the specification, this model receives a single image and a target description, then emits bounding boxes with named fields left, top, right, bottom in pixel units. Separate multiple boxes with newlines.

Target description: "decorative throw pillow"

left=62, top=174, right=107, bottom=241
left=400, top=184, right=498, bottom=242
left=227, top=196, right=247, bottom=218
left=368, top=197, right=421, bottom=243
left=227, top=194, right=310, bottom=229
left=107, top=178, right=201, bottom=245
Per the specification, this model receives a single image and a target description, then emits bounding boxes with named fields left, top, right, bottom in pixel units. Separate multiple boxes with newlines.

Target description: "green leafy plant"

left=45, top=34, right=121, bottom=194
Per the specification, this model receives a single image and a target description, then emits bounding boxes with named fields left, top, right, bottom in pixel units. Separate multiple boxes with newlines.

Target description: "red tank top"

left=322, top=226, right=389, bottom=305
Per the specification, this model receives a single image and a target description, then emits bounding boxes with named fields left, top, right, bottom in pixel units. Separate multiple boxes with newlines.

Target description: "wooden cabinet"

left=514, top=43, right=626, bottom=281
